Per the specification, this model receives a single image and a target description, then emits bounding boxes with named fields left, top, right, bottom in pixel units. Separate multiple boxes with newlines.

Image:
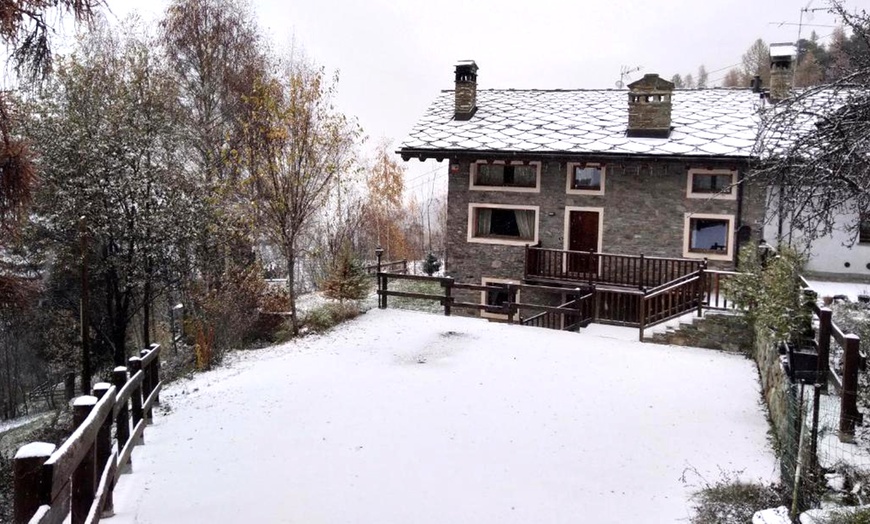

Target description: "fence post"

left=13, top=442, right=55, bottom=524
left=810, top=383, right=822, bottom=476
left=817, top=308, right=832, bottom=393
left=92, top=383, right=114, bottom=518
left=71, top=396, right=98, bottom=524
left=149, top=344, right=161, bottom=407
left=840, top=334, right=862, bottom=440
left=443, top=278, right=453, bottom=316
left=506, top=285, right=516, bottom=325
left=588, top=250, right=595, bottom=286
left=638, top=293, right=646, bottom=342
left=593, top=284, right=600, bottom=321
left=128, top=356, right=144, bottom=439
left=112, top=367, right=130, bottom=471
left=696, top=265, right=705, bottom=318
left=65, top=371, right=76, bottom=401
left=140, top=349, right=154, bottom=422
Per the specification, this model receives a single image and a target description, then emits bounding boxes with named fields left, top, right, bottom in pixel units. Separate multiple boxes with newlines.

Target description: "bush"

left=302, top=302, right=361, bottom=333
left=321, top=251, right=370, bottom=302
left=825, top=508, right=870, bottom=524
left=690, top=478, right=784, bottom=524
left=422, top=253, right=442, bottom=276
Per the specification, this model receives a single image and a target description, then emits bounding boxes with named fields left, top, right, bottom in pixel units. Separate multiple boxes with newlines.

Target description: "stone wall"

left=648, top=312, right=754, bottom=353
left=754, top=324, right=792, bottom=447
left=445, top=156, right=767, bottom=312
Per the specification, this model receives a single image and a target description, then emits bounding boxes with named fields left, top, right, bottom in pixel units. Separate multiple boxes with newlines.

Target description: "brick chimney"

left=769, top=43, right=796, bottom=102
left=454, top=60, right=478, bottom=121
left=627, top=73, right=674, bottom=138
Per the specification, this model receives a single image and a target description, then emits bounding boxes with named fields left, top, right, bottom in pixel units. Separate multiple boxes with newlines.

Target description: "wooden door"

left=567, top=210, right=600, bottom=274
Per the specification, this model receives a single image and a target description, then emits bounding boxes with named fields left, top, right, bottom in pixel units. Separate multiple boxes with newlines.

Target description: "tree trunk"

left=287, top=251, right=298, bottom=335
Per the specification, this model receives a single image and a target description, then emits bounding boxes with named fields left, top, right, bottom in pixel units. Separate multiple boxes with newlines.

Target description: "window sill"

left=468, top=236, right=536, bottom=246
left=567, top=187, right=605, bottom=196
left=470, top=184, right=540, bottom=193
left=686, top=190, right=737, bottom=200
left=683, top=250, right=732, bottom=261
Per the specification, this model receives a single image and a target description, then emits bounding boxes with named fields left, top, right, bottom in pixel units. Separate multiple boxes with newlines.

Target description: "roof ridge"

left=438, top=87, right=755, bottom=93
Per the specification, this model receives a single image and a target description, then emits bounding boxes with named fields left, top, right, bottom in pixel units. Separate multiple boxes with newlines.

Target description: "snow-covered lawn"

left=112, top=309, right=776, bottom=523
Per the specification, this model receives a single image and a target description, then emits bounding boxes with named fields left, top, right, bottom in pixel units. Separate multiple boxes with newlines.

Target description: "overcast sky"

left=104, top=0, right=864, bottom=194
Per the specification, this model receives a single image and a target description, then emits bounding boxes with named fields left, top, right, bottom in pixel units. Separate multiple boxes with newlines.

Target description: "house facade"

left=399, top=62, right=768, bottom=312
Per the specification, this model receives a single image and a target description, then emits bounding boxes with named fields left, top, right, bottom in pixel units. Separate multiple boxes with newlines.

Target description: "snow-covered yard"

left=112, top=309, right=776, bottom=523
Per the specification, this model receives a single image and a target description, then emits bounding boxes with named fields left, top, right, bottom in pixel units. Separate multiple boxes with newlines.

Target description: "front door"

left=567, top=210, right=600, bottom=273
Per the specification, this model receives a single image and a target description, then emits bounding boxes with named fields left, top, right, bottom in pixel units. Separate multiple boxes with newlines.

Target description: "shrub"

left=302, top=302, right=361, bottom=333
left=690, top=478, right=784, bottom=524
left=422, top=253, right=442, bottom=276
left=825, top=508, right=870, bottom=524
left=321, top=250, right=370, bottom=302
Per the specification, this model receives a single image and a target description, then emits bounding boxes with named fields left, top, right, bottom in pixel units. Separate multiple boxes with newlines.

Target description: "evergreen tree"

left=422, top=253, right=442, bottom=276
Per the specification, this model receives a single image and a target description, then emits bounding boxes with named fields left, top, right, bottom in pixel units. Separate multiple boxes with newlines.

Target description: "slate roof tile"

left=401, top=88, right=763, bottom=158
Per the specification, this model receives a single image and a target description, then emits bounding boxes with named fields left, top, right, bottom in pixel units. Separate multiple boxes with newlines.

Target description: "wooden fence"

left=364, top=260, right=408, bottom=276
left=13, top=344, right=163, bottom=524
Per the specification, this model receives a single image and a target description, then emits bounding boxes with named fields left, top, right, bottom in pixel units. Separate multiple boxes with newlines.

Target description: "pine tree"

left=422, top=253, right=441, bottom=276
left=321, top=250, right=370, bottom=302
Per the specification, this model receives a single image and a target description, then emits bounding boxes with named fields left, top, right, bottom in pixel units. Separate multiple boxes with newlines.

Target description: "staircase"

left=643, top=311, right=753, bottom=353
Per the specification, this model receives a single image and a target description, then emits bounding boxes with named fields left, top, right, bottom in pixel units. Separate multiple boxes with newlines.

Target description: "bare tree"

left=752, top=2, right=870, bottom=245
left=242, top=55, right=361, bottom=333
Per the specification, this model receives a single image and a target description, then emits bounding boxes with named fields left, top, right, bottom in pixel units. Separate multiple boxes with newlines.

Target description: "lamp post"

left=375, top=247, right=385, bottom=309
left=375, top=246, right=384, bottom=274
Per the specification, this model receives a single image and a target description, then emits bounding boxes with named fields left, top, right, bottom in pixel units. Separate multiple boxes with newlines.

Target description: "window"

left=566, top=163, right=605, bottom=195
left=480, top=278, right=519, bottom=319
left=470, top=161, right=540, bottom=192
left=467, top=204, right=539, bottom=245
left=686, top=169, right=737, bottom=200
left=860, top=213, right=870, bottom=244
left=683, top=213, right=734, bottom=261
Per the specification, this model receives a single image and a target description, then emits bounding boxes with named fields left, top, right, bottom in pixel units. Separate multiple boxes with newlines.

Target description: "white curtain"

left=477, top=208, right=492, bottom=236
left=515, top=209, right=534, bottom=240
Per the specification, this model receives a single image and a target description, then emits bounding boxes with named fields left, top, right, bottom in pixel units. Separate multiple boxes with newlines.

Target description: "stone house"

left=398, top=61, right=769, bottom=313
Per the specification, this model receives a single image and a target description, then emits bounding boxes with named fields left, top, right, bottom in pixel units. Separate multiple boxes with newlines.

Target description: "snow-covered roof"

left=400, top=88, right=764, bottom=158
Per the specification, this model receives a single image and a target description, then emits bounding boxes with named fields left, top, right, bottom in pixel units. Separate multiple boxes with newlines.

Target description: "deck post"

left=840, top=334, right=862, bottom=440
left=506, top=285, right=516, bottom=324
left=638, top=253, right=645, bottom=289
left=72, top=396, right=98, bottom=524
left=638, top=292, right=646, bottom=342
left=817, top=308, right=832, bottom=392
left=13, top=442, right=55, bottom=524
left=696, top=265, right=705, bottom=318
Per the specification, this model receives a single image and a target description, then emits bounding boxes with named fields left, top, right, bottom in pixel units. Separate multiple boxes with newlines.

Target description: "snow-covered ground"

left=805, top=279, right=870, bottom=303
left=112, top=309, right=776, bottom=523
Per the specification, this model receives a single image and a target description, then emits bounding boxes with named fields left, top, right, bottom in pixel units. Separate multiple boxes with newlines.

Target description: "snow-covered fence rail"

left=12, top=344, right=163, bottom=524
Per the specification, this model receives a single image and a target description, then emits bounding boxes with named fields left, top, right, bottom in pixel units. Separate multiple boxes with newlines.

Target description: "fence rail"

left=364, top=259, right=408, bottom=275
left=13, top=344, right=163, bottom=524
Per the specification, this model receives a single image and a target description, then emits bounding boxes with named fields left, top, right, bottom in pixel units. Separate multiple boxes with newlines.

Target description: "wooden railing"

left=703, top=270, right=739, bottom=310
left=808, top=303, right=864, bottom=440
left=13, top=344, right=163, bottom=524
left=525, top=247, right=703, bottom=289
left=638, top=273, right=704, bottom=340
left=364, top=259, right=408, bottom=275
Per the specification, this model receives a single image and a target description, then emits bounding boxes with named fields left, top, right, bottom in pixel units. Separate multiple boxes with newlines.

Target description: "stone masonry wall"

left=446, top=156, right=766, bottom=313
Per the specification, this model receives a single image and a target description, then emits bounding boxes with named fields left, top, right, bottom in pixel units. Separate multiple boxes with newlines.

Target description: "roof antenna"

left=615, top=65, right=643, bottom=89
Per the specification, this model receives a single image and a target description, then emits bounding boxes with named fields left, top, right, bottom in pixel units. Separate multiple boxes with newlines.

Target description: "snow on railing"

left=13, top=344, right=163, bottom=524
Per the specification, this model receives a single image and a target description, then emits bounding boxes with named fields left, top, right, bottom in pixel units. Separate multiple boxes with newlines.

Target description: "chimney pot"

left=454, top=60, right=478, bottom=121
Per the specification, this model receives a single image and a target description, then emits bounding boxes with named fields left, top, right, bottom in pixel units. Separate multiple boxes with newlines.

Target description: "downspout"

left=735, top=167, right=745, bottom=270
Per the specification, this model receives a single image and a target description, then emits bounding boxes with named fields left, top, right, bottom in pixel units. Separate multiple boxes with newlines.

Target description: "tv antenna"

left=615, top=65, right=643, bottom=88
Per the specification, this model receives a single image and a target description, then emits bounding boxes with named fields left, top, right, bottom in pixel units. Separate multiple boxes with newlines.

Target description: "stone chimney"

left=769, top=43, right=796, bottom=102
left=627, top=73, right=674, bottom=138
left=454, top=60, right=478, bottom=121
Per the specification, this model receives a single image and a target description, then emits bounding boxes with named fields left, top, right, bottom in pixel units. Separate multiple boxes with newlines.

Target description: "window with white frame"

left=467, top=204, right=539, bottom=245
left=687, top=169, right=737, bottom=199
left=470, top=161, right=540, bottom=192
left=683, top=213, right=735, bottom=260
left=480, top=277, right=519, bottom=319
left=566, top=163, right=605, bottom=195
